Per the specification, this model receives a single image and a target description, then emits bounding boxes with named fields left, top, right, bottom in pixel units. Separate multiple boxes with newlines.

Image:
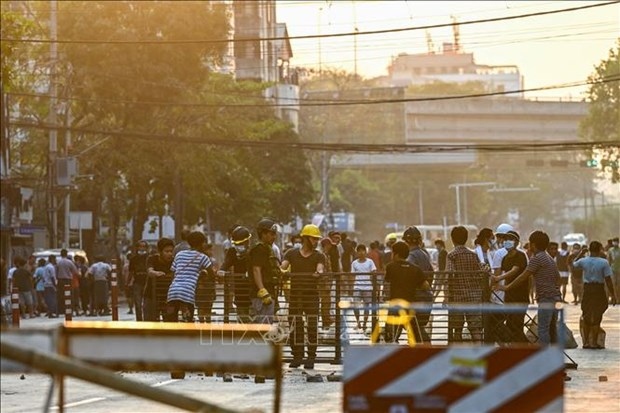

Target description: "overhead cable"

left=7, top=76, right=619, bottom=108
left=8, top=120, right=619, bottom=154
left=2, top=1, right=617, bottom=45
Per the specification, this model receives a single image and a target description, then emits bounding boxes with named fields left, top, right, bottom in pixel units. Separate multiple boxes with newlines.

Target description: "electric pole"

left=48, top=0, right=58, bottom=248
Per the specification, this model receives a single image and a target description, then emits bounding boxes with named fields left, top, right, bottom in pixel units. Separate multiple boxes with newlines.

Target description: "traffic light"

left=582, top=159, right=598, bottom=168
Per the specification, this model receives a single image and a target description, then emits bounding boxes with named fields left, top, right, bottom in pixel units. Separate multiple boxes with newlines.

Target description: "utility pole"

left=449, top=182, right=496, bottom=225
left=48, top=0, right=58, bottom=248
left=63, top=105, right=71, bottom=248
left=418, top=180, right=424, bottom=225
left=353, top=1, right=358, bottom=78
left=318, top=7, right=323, bottom=75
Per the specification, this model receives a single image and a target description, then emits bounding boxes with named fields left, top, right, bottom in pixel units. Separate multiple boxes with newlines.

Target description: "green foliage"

left=4, top=1, right=314, bottom=247
left=579, top=39, right=620, bottom=183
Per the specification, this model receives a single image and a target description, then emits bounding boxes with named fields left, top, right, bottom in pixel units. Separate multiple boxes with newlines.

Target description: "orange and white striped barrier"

left=344, top=345, right=564, bottom=412
left=111, top=259, right=118, bottom=321
left=64, top=284, right=72, bottom=322
left=11, top=288, right=20, bottom=327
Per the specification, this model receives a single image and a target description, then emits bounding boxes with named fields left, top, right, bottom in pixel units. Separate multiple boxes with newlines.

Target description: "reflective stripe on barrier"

left=111, top=259, right=118, bottom=321
left=11, top=288, right=20, bottom=328
left=64, top=284, right=72, bottom=322
left=343, top=345, right=564, bottom=412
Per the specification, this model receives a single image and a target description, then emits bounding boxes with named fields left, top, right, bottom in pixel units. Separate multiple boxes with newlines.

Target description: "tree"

left=0, top=1, right=315, bottom=253
left=579, top=39, right=620, bottom=183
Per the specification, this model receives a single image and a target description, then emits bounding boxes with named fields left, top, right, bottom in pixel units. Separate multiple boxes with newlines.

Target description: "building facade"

left=386, top=44, right=523, bottom=97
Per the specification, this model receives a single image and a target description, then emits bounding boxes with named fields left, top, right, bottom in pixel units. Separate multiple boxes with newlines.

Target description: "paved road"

left=1, top=301, right=618, bottom=412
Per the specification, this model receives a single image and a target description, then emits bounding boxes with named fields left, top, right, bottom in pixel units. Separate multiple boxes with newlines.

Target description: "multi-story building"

left=232, top=0, right=299, bottom=131
left=386, top=43, right=523, bottom=97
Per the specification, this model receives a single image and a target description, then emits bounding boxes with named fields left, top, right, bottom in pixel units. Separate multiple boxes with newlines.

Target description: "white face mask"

left=293, top=242, right=302, bottom=249
left=504, top=240, right=516, bottom=250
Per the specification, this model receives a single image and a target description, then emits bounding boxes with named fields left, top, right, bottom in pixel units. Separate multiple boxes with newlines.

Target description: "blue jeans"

left=537, top=297, right=559, bottom=345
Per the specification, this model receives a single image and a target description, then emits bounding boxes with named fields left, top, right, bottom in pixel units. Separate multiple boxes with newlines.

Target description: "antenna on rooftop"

left=451, top=15, right=461, bottom=53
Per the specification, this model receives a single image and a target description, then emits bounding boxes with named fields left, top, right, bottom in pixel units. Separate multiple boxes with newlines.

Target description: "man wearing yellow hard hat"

left=280, top=224, right=326, bottom=370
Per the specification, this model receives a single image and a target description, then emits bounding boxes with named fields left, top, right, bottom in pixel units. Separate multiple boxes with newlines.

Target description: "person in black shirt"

left=248, top=218, right=280, bottom=324
left=13, top=256, right=35, bottom=319
left=219, top=226, right=252, bottom=323
left=281, top=224, right=325, bottom=369
left=384, top=241, right=427, bottom=343
left=492, top=230, right=529, bottom=343
left=128, top=240, right=150, bottom=321
left=145, top=238, right=174, bottom=321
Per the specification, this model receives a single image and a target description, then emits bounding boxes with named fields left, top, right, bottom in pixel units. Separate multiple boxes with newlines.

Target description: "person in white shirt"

left=487, top=223, right=514, bottom=343
left=351, top=244, right=377, bottom=333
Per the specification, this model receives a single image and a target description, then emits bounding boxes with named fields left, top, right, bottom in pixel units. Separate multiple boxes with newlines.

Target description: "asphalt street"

left=1, top=299, right=618, bottom=413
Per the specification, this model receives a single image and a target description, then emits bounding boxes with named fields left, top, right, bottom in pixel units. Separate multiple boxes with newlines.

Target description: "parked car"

left=563, top=233, right=588, bottom=247
left=32, top=248, right=89, bottom=265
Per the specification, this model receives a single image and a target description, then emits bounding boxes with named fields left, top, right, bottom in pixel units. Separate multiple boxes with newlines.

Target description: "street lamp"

left=448, top=182, right=496, bottom=225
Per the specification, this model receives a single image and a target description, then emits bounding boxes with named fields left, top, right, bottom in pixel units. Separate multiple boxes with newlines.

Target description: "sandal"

left=583, top=344, right=593, bottom=349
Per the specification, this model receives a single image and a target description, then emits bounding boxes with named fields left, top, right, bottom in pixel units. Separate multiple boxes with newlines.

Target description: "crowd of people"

left=3, top=221, right=618, bottom=364
left=3, top=249, right=113, bottom=320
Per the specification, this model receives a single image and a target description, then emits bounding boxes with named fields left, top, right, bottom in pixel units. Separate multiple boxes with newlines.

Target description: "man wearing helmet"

left=219, top=226, right=252, bottom=323
left=486, top=223, right=514, bottom=344
left=281, top=224, right=325, bottom=369
left=248, top=218, right=281, bottom=324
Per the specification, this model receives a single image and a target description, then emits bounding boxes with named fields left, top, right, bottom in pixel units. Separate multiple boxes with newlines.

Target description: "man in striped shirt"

left=496, top=230, right=562, bottom=345
left=164, top=231, right=214, bottom=322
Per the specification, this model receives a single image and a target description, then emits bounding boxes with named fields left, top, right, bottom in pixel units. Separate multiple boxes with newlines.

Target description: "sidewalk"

left=563, top=300, right=619, bottom=413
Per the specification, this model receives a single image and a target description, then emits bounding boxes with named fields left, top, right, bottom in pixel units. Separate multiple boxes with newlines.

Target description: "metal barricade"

left=150, top=270, right=555, bottom=364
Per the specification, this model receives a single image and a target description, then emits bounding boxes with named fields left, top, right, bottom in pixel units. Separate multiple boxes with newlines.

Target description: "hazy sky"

left=276, top=1, right=619, bottom=99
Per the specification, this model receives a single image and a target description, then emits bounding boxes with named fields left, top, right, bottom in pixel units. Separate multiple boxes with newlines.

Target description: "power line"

left=7, top=120, right=619, bottom=154
left=7, top=76, right=619, bottom=108
left=2, top=1, right=617, bottom=45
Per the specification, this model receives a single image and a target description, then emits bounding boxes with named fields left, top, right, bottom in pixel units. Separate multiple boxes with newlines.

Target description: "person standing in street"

left=568, top=243, right=584, bottom=305
left=496, top=231, right=562, bottom=345
left=433, top=239, right=449, bottom=300
left=56, top=249, right=79, bottom=315
left=557, top=242, right=570, bottom=303
left=33, top=258, right=48, bottom=316
left=574, top=241, right=617, bottom=349
left=88, top=256, right=112, bottom=316
left=319, top=237, right=336, bottom=331
left=446, top=226, right=484, bottom=343
left=43, top=256, right=58, bottom=318
left=75, top=255, right=90, bottom=316
left=351, top=244, right=377, bottom=334
left=403, top=226, right=433, bottom=341
left=280, top=224, right=325, bottom=369
left=145, top=238, right=174, bottom=321
left=165, top=231, right=214, bottom=322
left=607, top=237, right=620, bottom=304
left=492, top=231, right=529, bottom=343
left=384, top=241, right=427, bottom=343
left=13, top=257, right=35, bottom=319
left=248, top=218, right=281, bottom=325
left=128, top=240, right=149, bottom=321
left=219, top=226, right=252, bottom=323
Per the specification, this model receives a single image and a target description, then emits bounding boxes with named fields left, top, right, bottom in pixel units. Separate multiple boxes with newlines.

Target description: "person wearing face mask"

left=492, top=231, right=529, bottom=343
left=219, top=226, right=252, bottom=323
left=128, top=240, right=150, bottom=321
